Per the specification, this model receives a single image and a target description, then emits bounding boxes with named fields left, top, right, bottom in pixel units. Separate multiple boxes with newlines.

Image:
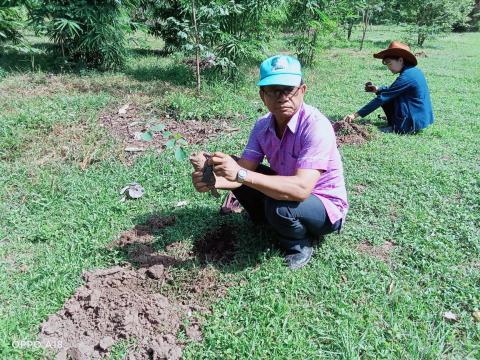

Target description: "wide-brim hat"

left=257, top=55, right=302, bottom=87
left=373, top=41, right=417, bottom=66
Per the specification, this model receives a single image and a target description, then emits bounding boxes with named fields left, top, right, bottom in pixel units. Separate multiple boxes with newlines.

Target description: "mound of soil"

left=39, top=266, right=188, bottom=359
left=39, top=220, right=240, bottom=358
left=193, top=224, right=237, bottom=264
left=333, top=120, right=373, bottom=146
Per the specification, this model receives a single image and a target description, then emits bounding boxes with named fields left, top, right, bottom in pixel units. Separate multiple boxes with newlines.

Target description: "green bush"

left=137, top=0, right=285, bottom=78
left=31, top=0, right=138, bottom=70
left=0, top=1, right=24, bottom=45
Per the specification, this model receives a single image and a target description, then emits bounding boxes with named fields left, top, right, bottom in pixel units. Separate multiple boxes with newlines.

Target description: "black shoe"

left=284, top=244, right=313, bottom=270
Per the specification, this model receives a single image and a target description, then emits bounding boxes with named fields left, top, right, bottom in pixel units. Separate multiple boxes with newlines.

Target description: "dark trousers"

left=381, top=101, right=418, bottom=134
left=381, top=101, right=395, bottom=127
left=232, top=164, right=341, bottom=249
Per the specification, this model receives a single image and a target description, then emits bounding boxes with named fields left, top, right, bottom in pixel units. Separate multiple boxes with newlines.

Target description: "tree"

left=285, top=0, right=344, bottom=66
left=30, top=0, right=139, bottom=70
left=399, top=0, right=474, bottom=46
left=469, top=0, right=480, bottom=30
left=456, top=0, right=480, bottom=31
left=141, top=0, right=285, bottom=80
left=356, top=0, right=383, bottom=50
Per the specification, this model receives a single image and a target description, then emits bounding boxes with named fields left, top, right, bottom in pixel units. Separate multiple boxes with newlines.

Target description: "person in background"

left=343, top=41, right=434, bottom=133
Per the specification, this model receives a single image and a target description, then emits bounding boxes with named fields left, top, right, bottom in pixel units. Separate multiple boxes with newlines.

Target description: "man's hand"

left=343, top=112, right=359, bottom=123
left=211, top=152, right=241, bottom=182
left=364, top=82, right=378, bottom=93
left=191, top=171, right=210, bottom=193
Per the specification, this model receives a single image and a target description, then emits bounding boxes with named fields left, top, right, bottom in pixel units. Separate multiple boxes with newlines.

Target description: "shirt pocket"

left=279, top=152, right=298, bottom=176
left=287, top=150, right=299, bottom=160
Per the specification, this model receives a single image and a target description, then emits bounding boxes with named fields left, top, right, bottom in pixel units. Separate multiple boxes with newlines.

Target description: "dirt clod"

left=98, top=336, right=115, bottom=351
left=333, top=120, right=373, bottom=146
left=189, top=152, right=220, bottom=198
left=185, top=324, right=203, bottom=342
left=146, top=264, right=165, bottom=280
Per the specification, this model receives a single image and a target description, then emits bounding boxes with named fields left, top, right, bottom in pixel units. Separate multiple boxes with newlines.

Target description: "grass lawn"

left=1, top=27, right=479, bottom=359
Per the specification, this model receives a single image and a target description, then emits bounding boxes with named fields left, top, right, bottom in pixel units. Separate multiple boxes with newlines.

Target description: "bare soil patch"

left=351, top=184, right=367, bottom=195
left=356, top=240, right=397, bottom=263
left=333, top=120, right=374, bottom=146
left=39, top=218, right=239, bottom=358
left=99, top=102, right=240, bottom=163
left=0, top=74, right=149, bottom=99
left=192, top=224, right=237, bottom=264
left=13, top=121, right=119, bottom=170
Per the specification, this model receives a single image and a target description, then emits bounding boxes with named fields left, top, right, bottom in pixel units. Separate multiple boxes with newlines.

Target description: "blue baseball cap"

left=257, top=55, right=302, bottom=87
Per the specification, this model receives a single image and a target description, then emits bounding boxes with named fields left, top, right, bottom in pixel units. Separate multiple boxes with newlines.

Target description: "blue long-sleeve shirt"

left=357, top=66, right=434, bottom=133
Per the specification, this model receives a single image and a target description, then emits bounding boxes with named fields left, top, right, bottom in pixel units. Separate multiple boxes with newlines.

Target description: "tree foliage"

left=137, top=0, right=286, bottom=76
left=285, top=0, right=338, bottom=66
left=397, top=0, right=475, bottom=46
left=30, top=0, right=138, bottom=70
left=0, top=0, right=24, bottom=44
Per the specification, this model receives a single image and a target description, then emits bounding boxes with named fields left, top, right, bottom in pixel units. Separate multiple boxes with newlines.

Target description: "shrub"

left=0, top=0, right=24, bottom=45
left=31, top=0, right=138, bottom=70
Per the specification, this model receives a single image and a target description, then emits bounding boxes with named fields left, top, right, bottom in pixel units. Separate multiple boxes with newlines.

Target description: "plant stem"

left=191, top=0, right=201, bottom=95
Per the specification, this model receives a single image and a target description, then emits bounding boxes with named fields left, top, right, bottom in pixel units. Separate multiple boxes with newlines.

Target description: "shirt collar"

left=287, top=104, right=303, bottom=134
left=267, top=103, right=304, bottom=135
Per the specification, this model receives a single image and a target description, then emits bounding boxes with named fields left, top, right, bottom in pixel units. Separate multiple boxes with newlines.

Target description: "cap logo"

left=271, top=57, right=289, bottom=72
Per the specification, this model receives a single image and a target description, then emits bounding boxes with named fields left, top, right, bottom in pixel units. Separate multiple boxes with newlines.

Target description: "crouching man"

left=192, top=55, right=348, bottom=269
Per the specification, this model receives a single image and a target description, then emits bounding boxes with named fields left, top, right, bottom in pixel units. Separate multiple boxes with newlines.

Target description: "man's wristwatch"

left=236, top=168, right=248, bottom=183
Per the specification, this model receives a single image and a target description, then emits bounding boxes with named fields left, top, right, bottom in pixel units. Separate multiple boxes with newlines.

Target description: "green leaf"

left=165, top=139, right=176, bottom=149
left=176, top=138, right=188, bottom=146
left=162, top=131, right=172, bottom=138
left=175, top=147, right=188, bottom=161
left=141, top=131, right=153, bottom=141
left=150, top=124, right=166, bottom=132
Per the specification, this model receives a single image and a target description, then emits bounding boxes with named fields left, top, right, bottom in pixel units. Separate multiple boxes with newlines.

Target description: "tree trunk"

left=359, top=9, right=369, bottom=51
left=191, top=0, right=201, bottom=95
left=347, top=21, right=353, bottom=41
left=417, top=33, right=426, bottom=47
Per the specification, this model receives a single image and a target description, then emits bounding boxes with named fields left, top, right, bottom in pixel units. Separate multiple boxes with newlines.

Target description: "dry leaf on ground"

left=443, top=311, right=459, bottom=322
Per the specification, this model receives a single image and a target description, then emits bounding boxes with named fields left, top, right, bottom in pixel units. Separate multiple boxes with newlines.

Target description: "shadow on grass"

left=130, top=47, right=170, bottom=58
left=0, top=42, right=90, bottom=74
left=126, top=62, right=195, bottom=87
left=110, top=207, right=276, bottom=275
